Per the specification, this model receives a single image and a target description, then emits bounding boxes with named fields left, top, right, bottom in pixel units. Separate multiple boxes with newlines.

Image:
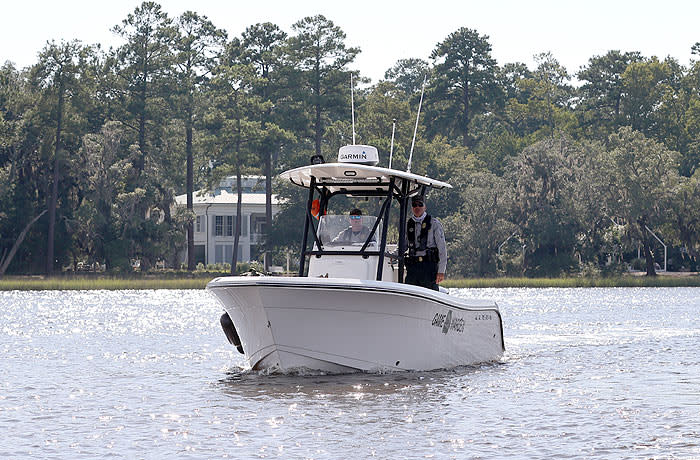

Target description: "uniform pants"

left=405, top=258, right=439, bottom=291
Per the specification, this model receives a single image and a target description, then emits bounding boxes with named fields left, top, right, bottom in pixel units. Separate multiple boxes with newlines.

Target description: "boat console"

left=308, top=214, right=398, bottom=282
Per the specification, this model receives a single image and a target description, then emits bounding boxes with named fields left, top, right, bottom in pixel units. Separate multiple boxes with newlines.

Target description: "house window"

left=214, top=215, right=244, bottom=237
left=195, top=216, right=202, bottom=233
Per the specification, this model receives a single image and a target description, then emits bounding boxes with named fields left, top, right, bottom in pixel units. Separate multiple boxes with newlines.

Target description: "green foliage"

left=3, top=9, right=700, bottom=279
left=288, top=15, right=359, bottom=156
left=443, top=170, right=515, bottom=277
left=600, top=127, right=682, bottom=275
left=577, top=50, right=642, bottom=133
left=507, top=135, right=584, bottom=274
left=384, top=58, right=429, bottom=94
left=428, top=27, right=500, bottom=147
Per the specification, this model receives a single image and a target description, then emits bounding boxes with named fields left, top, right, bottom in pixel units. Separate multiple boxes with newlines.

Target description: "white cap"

left=338, top=145, right=379, bottom=166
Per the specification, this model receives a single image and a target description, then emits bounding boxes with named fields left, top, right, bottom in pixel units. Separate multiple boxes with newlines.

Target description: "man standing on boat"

left=405, top=196, right=447, bottom=291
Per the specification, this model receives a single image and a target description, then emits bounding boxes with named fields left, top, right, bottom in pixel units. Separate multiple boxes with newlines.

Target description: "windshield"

left=317, top=214, right=380, bottom=247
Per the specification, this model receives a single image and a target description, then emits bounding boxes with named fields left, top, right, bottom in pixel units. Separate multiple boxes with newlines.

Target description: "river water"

left=1, top=287, right=699, bottom=459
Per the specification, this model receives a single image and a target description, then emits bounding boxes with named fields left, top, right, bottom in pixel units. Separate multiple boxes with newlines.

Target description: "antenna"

left=351, top=73, right=356, bottom=145
left=407, top=75, right=427, bottom=173
left=389, top=119, right=396, bottom=169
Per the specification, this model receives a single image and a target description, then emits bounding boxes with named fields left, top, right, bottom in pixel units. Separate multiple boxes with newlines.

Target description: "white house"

left=174, top=176, right=281, bottom=266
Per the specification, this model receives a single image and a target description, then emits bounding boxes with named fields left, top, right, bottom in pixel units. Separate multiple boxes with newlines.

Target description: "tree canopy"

left=1, top=2, right=699, bottom=277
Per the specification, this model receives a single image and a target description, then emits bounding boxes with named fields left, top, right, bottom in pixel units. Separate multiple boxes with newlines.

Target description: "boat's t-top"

left=279, top=144, right=451, bottom=283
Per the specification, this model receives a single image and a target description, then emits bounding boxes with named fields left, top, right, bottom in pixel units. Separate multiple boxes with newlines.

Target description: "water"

left=1, top=288, right=699, bottom=459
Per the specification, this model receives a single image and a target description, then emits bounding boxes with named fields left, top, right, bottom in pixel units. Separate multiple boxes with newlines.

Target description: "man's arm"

left=433, top=218, right=447, bottom=281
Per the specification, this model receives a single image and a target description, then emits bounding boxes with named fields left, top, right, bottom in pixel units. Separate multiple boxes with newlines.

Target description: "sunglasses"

left=412, top=202, right=424, bottom=207
left=349, top=215, right=362, bottom=220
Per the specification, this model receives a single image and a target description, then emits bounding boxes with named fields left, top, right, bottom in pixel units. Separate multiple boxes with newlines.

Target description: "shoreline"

left=1, top=273, right=699, bottom=290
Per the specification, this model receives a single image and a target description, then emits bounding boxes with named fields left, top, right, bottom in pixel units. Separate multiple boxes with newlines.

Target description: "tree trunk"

left=262, top=111, right=272, bottom=272
left=462, top=62, right=470, bottom=148
left=232, top=167, right=243, bottom=275
left=478, top=247, right=490, bottom=276
left=186, top=98, right=195, bottom=271
left=46, top=82, right=65, bottom=274
left=2, top=210, right=48, bottom=276
left=265, top=155, right=272, bottom=272
left=231, top=118, right=242, bottom=275
left=261, top=77, right=272, bottom=272
left=137, top=64, right=148, bottom=174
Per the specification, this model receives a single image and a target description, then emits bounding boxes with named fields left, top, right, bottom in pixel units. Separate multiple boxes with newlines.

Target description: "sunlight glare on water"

left=1, top=287, right=699, bottom=458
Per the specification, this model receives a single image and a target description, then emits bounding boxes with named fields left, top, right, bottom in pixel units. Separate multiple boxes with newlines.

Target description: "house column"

left=243, top=213, right=251, bottom=262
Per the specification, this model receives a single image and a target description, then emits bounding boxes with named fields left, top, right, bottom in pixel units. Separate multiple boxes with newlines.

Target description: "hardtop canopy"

left=279, top=163, right=451, bottom=193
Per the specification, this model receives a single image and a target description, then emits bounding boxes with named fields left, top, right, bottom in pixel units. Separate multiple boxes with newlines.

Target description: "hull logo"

left=431, top=311, right=465, bottom=334
left=441, top=310, right=452, bottom=334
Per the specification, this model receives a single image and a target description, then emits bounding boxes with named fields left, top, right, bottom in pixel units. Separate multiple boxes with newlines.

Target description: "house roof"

left=174, top=190, right=281, bottom=206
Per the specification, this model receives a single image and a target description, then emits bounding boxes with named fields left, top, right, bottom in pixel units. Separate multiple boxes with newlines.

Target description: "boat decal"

left=431, top=311, right=465, bottom=334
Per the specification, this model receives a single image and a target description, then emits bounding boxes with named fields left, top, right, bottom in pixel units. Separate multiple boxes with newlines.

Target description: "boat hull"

left=207, top=277, right=504, bottom=373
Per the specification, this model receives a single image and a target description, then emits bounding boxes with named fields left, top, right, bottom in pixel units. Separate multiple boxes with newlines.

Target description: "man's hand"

left=436, top=273, right=445, bottom=284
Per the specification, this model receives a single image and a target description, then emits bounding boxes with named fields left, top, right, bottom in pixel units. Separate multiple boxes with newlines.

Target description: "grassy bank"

left=0, top=276, right=214, bottom=291
left=443, top=275, right=700, bottom=288
left=1, top=273, right=699, bottom=291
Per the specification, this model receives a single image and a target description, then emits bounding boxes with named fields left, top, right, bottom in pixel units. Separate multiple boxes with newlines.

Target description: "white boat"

left=207, top=145, right=504, bottom=373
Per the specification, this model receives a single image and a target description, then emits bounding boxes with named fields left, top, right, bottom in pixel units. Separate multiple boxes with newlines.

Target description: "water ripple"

left=1, top=288, right=699, bottom=458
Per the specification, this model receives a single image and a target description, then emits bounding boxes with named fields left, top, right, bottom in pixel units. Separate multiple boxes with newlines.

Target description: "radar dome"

left=337, top=145, right=379, bottom=166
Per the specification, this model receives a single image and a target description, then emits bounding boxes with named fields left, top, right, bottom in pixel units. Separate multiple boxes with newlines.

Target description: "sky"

left=2, top=0, right=699, bottom=83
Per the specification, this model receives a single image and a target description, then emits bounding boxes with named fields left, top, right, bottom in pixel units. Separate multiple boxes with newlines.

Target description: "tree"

left=288, top=15, right=359, bottom=157
left=499, top=53, right=575, bottom=145
left=654, top=58, right=693, bottom=173
left=601, top=127, right=681, bottom=275
left=111, top=1, right=175, bottom=176
left=351, top=81, right=414, bottom=168
left=577, top=50, right=642, bottom=139
left=31, top=40, right=83, bottom=274
left=667, top=171, right=700, bottom=262
left=72, top=122, right=133, bottom=270
left=241, top=22, right=294, bottom=271
left=531, top=52, right=574, bottom=137
left=174, top=11, right=227, bottom=270
left=108, top=2, right=188, bottom=271
left=429, top=28, right=499, bottom=147
left=507, top=135, right=584, bottom=275
left=620, top=57, right=669, bottom=136
left=444, top=170, right=514, bottom=276
left=206, top=62, right=263, bottom=273
left=384, top=58, right=430, bottom=95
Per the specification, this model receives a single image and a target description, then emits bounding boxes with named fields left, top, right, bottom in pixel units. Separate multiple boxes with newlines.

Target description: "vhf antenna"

left=407, top=75, right=427, bottom=174
left=389, top=119, right=396, bottom=169
left=351, top=73, right=356, bottom=145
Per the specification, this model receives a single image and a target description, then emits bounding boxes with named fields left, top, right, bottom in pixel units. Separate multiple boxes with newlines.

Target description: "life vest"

left=407, top=215, right=432, bottom=256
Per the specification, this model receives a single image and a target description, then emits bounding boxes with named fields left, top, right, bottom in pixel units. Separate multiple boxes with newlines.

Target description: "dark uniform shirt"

left=406, top=213, right=447, bottom=273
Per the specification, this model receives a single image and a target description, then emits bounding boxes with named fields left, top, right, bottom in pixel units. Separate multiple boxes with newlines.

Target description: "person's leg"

left=405, top=259, right=439, bottom=290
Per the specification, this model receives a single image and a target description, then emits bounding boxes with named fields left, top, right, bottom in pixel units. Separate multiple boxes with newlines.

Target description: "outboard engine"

left=220, top=312, right=244, bottom=354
